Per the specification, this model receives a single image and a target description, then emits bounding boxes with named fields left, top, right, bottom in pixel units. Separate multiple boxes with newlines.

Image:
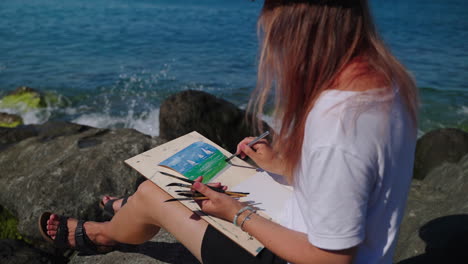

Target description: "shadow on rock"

left=397, top=214, right=468, bottom=264
left=116, top=241, right=199, bottom=264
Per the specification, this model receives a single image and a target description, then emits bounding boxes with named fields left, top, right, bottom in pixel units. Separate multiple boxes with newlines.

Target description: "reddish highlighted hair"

left=248, top=0, right=418, bottom=179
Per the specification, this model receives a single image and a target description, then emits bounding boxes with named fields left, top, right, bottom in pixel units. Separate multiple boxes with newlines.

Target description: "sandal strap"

left=103, top=196, right=129, bottom=215
left=103, top=199, right=117, bottom=215
left=75, top=220, right=97, bottom=254
left=121, top=196, right=129, bottom=207
left=54, top=215, right=69, bottom=249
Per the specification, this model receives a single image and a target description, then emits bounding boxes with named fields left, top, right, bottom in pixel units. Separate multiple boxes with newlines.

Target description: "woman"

left=41, top=0, right=418, bottom=263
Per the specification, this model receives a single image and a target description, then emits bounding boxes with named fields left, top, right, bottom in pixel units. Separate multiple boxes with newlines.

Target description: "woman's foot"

left=100, top=195, right=131, bottom=215
left=44, top=213, right=115, bottom=251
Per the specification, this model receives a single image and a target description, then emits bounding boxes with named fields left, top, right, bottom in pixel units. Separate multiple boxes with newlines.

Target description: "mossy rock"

left=0, top=86, right=47, bottom=110
left=0, top=205, right=24, bottom=241
left=0, top=112, right=23, bottom=128
left=458, top=123, right=468, bottom=133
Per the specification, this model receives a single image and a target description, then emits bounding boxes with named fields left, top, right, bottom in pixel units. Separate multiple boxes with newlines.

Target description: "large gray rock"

left=413, top=128, right=468, bottom=180
left=394, top=154, right=468, bottom=263
left=0, top=122, right=163, bottom=246
left=0, top=122, right=91, bottom=151
left=0, top=239, right=57, bottom=264
left=159, top=90, right=270, bottom=152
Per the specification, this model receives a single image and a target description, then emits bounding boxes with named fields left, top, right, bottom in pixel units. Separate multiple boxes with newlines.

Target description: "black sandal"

left=99, top=196, right=129, bottom=216
left=38, top=212, right=111, bottom=254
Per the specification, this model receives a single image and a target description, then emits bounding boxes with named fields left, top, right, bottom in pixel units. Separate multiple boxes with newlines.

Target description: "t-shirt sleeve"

left=295, top=146, right=376, bottom=250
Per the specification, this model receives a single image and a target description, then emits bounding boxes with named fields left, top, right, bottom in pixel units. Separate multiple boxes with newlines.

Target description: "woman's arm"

left=193, top=181, right=356, bottom=264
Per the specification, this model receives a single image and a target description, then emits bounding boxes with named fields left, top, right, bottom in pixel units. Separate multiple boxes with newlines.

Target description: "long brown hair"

left=248, top=0, right=418, bottom=179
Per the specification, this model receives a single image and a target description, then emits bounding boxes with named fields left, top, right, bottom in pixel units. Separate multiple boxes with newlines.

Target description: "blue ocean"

left=0, top=0, right=466, bottom=136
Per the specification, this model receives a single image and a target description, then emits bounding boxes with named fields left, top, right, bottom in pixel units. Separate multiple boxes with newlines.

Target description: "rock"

left=159, top=90, right=270, bottom=152
left=0, top=86, right=46, bottom=111
left=0, top=122, right=92, bottom=151
left=69, top=230, right=199, bottom=264
left=0, top=113, right=23, bottom=128
left=394, top=154, right=468, bottom=263
left=413, top=128, right=468, bottom=180
left=0, top=121, right=164, bottom=248
left=0, top=239, right=58, bottom=264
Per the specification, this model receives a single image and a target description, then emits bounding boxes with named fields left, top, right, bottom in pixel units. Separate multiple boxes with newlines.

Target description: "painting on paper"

left=159, top=141, right=227, bottom=183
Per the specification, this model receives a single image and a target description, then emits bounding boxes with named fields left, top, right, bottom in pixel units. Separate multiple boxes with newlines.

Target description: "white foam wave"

left=458, top=106, right=468, bottom=116
left=72, top=108, right=160, bottom=137
left=0, top=106, right=51, bottom=125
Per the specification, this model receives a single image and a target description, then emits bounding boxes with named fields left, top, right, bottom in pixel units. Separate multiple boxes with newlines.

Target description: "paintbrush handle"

left=177, top=191, right=247, bottom=198
left=165, top=193, right=247, bottom=202
left=161, top=172, right=250, bottom=195
left=165, top=197, right=211, bottom=202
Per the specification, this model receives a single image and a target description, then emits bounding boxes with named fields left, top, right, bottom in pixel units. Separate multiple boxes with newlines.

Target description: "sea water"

left=0, top=0, right=466, bottom=136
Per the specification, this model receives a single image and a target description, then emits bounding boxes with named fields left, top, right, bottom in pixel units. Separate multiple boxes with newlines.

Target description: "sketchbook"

left=125, top=131, right=293, bottom=256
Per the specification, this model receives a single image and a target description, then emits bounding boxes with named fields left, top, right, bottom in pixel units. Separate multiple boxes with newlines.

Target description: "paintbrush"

left=168, top=183, right=249, bottom=195
left=224, top=131, right=270, bottom=162
left=165, top=194, right=245, bottom=202
left=159, top=171, right=249, bottom=195
left=176, top=192, right=247, bottom=198
left=165, top=197, right=211, bottom=202
left=175, top=190, right=248, bottom=197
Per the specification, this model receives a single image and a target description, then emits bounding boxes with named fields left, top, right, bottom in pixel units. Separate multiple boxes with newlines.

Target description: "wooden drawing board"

left=125, top=131, right=265, bottom=255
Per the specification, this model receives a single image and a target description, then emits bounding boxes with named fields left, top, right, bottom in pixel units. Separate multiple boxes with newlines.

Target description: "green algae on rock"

left=0, top=86, right=46, bottom=111
left=0, top=205, right=23, bottom=240
left=0, top=113, right=23, bottom=128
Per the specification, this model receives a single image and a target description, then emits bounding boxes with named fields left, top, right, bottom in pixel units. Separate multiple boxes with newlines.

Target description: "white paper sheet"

left=232, top=171, right=293, bottom=222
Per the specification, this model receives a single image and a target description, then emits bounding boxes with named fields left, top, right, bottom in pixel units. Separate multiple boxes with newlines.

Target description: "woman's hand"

left=236, top=137, right=287, bottom=176
left=192, top=177, right=243, bottom=222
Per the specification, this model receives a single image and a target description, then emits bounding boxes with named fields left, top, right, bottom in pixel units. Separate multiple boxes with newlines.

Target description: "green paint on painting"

left=184, top=150, right=227, bottom=183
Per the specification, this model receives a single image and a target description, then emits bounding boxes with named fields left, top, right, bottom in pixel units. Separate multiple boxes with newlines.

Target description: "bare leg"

left=103, top=180, right=208, bottom=260
left=47, top=180, right=208, bottom=262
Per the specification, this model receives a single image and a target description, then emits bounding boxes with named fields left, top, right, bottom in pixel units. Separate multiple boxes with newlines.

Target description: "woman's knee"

left=133, top=180, right=166, bottom=203
left=135, top=180, right=156, bottom=197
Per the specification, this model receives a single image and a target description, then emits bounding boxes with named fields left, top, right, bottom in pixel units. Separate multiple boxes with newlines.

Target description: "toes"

left=102, top=195, right=110, bottom=203
left=47, top=223, right=58, bottom=230
left=50, top=214, right=59, bottom=222
left=47, top=218, right=60, bottom=226
left=102, top=195, right=118, bottom=204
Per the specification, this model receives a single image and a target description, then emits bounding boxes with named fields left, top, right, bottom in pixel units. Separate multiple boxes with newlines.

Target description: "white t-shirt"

left=280, top=88, right=416, bottom=264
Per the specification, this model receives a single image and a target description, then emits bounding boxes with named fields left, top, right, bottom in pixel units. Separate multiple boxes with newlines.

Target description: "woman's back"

left=282, top=88, right=417, bottom=263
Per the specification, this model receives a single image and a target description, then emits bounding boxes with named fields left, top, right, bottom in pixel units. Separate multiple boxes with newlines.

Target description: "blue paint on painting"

left=159, top=141, right=226, bottom=181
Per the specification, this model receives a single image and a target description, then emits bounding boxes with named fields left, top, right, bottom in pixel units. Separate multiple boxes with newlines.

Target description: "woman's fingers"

left=251, top=139, right=269, bottom=151
left=236, top=137, right=256, bottom=155
left=207, top=182, right=227, bottom=190
left=194, top=176, right=203, bottom=182
left=240, top=144, right=259, bottom=162
left=193, top=182, right=218, bottom=200
left=236, top=137, right=270, bottom=159
left=207, top=182, right=222, bottom=188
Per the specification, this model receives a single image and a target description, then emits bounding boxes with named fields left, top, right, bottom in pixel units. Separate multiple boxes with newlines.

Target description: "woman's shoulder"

left=334, top=58, right=388, bottom=92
